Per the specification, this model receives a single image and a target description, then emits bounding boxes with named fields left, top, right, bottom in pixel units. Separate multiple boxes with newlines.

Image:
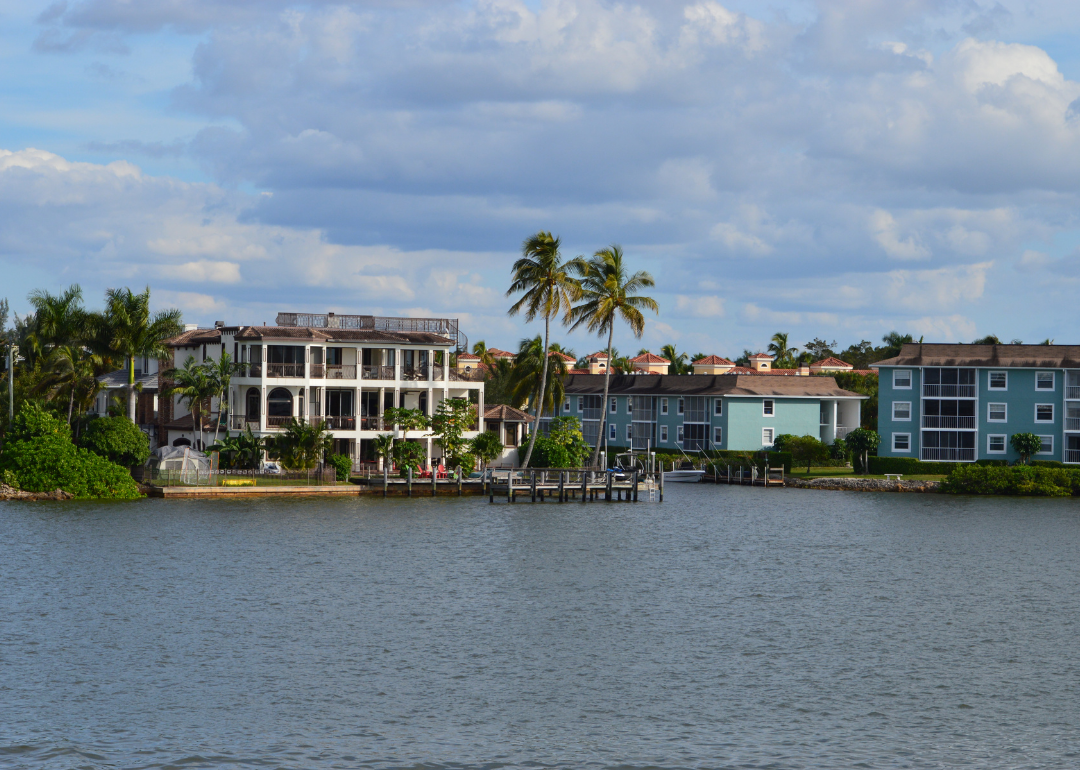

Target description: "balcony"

left=1068, top=386, right=1080, bottom=400
left=922, top=415, right=976, bottom=429
left=433, top=364, right=445, bottom=380
left=1066, top=449, right=1080, bottom=464
left=923, top=384, right=976, bottom=398
left=230, top=414, right=260, bottom=430
left=921, top=447, right=975, bottom=461
left=324, top=415, right=356, bottom=430
left=402, top=364, right=429, bottom=381
left=310, top=364, right=325, bottom=378
left=267, top=363, right=305, bottom=378
left=266, top=415, right=292, bottom=428
left=359, top=416, right=386, bottom=431
left=1066, top=417, right=1080, bottom=431
left=361, top=365, right=395, bottom=380
left=835, top=426, right=853, bottom=439
left=326, top=365, right=357, bottom=380
left=449, top=369, right=485, bottom=382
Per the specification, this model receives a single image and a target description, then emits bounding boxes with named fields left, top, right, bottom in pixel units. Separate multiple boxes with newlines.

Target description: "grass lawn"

left=787, top=467, right=947, bottom=482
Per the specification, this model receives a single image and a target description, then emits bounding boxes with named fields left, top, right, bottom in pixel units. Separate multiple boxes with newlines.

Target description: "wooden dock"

left=703, top=464, right=786, bottom=487
left=486, top=468, right=661, bottom=503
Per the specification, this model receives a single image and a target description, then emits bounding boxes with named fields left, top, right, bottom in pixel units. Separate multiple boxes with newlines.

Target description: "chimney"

left=214, top=320, right=224, bottom=329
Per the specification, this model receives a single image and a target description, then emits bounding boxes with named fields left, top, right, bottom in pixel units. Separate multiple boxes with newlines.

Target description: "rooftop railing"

left=275, top=312, right=467, bottom=351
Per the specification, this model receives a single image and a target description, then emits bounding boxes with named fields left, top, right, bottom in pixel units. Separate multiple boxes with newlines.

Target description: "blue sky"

left=4, top=0, right=1080, bottom=359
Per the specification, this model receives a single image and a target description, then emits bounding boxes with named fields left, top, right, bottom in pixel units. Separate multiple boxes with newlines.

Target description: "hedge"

left=867, top=456, right=957, bottom=475
left=328, top=454, right=352, bottom=482
left=943, top=465, right=1080, bottom=496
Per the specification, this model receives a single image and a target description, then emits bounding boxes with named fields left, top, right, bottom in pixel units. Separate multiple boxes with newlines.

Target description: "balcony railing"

left=361, top=365, right=395, bottom=380
left=402, top=365, right=429, bottom=381
left=1066, top=417, right=1080, bottom=431
left=449, top=369, right=485, bottom=382
left=324, top=415, right=356, bottom=430
left=432, top=364, right=445, bottom=380
left=835, top=426, right=853, bottom=439
left=266, top=415, right=292, bottom=428
left=267, top=363, right=305, bottom=378
left=922, top=415, right=976, bottom=429
left=359, top=416, right=385, bottom=431
left=1068, top=386, right=1080, bottom=400
left=326, top=365, right=357, bottom=380
left=1066, top=449, right=1080, bottom=464
left=923, top=384, right=976, bottom=398
left=310, top=364, right=325, bottom=378
left=921, top=447, right=975, bottom=462
left=229, top=414, right=260, bottom=430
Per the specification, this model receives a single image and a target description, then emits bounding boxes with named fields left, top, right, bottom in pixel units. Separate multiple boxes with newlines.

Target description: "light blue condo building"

left=873, top=343, right=1080, bottom=463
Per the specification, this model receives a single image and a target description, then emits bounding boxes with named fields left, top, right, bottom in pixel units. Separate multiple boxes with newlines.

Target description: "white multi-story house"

left=162, top=312, right=484, bottom=468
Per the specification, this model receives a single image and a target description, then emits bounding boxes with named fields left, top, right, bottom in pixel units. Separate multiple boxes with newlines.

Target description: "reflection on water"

left=2, top=486, right=1080, bottom=768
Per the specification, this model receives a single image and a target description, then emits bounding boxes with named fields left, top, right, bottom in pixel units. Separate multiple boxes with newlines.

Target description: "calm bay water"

left=3, top=486, right=1080, bottom=769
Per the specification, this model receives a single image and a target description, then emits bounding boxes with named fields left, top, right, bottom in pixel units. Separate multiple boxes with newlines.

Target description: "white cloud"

left=159, top=260, right=242, bottom=284
left=675, top=294, right=725, bottom=317
left=870, top=210, right=930, bottom=260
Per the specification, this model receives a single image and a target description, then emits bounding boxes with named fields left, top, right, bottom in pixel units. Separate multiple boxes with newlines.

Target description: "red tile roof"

left=586, top=351, right=609, bottom=360
left=629, top=352, right=670, bottom=364
left=487, top=348, right=515, bottom=359
left=548, top=351, right=576, bottom=361
left=484, top=404, right=534, bottom=422
left=810, top=357, right=853, bottom=369
left=457, top=352, right=480, bottom=360
left=748, top=352, right=774, bottom=359
left=692, top=355, right=735, bottom=365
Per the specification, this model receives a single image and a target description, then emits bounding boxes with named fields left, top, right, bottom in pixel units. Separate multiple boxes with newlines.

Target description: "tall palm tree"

left=34, top=344, right=103, bottom=425
left=103, top=287, right=184, bottom=422
left=164, top=356, right=215, bottom=450
left=660, top=344, right=688, bottom=375
left=205, top=352, right=237, bottom=448
left=471, top=340, right=496, bottom=368
left=767, top=332, right=798, bottom=367
left=507, top=231, right=582, bottom=467
left=27, top=285, right=86, bottom=361
left=569, top=244, right=658, bottom=466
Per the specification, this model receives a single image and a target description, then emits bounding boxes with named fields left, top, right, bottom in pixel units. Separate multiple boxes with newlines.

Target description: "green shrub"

left=2, top=468, right=19, bottom=488
left=867, top=456, right=956, bottom=475
left=943, top=465, right=1079, bottom=497
left=0, top=403, right=140, bottom=499
left=79, top=416, right=151, bottom=467
left=974, top=459, right=1009, bottom=467
left=328, top=454, right=353, bottom=482
left=531, top=436, right=573, bottom=468
left=1030, top=459, right=1065, bottom=468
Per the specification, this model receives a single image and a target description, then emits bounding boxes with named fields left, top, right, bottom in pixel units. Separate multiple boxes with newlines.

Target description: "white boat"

left=661, top=468, right=706, bottom=483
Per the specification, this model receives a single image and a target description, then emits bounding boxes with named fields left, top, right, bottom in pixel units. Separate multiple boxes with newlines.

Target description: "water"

left=3, top=486, right=1080, bottom=769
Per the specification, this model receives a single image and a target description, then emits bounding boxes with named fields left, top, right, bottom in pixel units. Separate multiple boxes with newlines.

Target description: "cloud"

left=675, top=294, right=725, bottom=317
left=870, top=209, right=930, bottom=260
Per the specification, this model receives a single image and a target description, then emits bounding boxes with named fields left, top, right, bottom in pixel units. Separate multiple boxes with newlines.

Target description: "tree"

left=880, top=332, right=916, bottom=360
left=831, top=371, right=878, bottom=430
left=34, top=343, right=104, bottom=425
left=482, top=357, right=518, bottom=407
left=510, top=335, right=568, bottom=419
left=735, top=349, right=753, bottom=367
left=972, top=334, right=1002, bottom=345
left=209, top=426, right=264, bottom=470
left=163, top=356, right=215, bottom=450
left=568, top=244, right=658, bottom=466
left=767, top=332, right=798, bottom=368
left=205, top=352, right=237, bottom=448
left=79, top=416, right=151, bottom=467
left=845, top=428, right=880, bottom=474
left=472, top=340, right=496, bottom=368
left=27, top=285, right=86, bottom=361
left=507, top=231, right=583, bottom=467
left=660, top=344, right=689, bottom=374
left=102, top=287, right=183, bottom=422
left=469, top=431, right=503, bottom=470
left=263, top=418, right=333, bottom=470
left=787, top=434, right=830, bottom=473
left=805, top=338, right=837, bottom=360
left=372, top=433, right=395, bottom=470
left=430, top=397, right=473, bottom=468
left=383, top=406, right=431, bottom=470
left=1010, top=433, right=1042, bottom=465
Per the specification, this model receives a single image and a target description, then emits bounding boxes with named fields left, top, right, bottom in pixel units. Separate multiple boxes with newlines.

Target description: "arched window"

left=268, top=388, right=293, bottom=417
left=172, top=437, right=191, bottom=447
left=246, top=387, right=260, bottom=418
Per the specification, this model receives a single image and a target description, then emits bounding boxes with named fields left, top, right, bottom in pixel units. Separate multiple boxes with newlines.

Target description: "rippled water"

left=3, top=486, right=1080, bottom=769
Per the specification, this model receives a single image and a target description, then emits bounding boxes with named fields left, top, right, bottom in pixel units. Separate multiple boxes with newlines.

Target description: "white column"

left=260, top=386, right=266, bottom=433
left=444, top=349, right=450, bottom=383
left=478, top=385, right=485, bottom=433
left=394, top=348, right=401, bottom=381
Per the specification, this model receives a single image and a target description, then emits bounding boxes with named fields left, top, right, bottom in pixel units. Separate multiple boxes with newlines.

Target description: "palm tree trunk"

left=128, top=356, right=137, bottom=422
left=590, top=324, right=614, bottom=467
left=520, top=315, right=550, bottom=468
left=211, top=389, right=223, bottom=447
left=68, top=386, right=75, bottom=426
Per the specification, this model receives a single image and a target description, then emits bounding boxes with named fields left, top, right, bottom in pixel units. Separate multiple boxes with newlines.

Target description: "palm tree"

left=103, top=287, right=184, bottom=422
left=205, top=352, right=237, bottom=448
left=164, top=355, right=215, bottom=450
left=34, top=344, right=103, bottom=425
left=209, top=426, right=264, bottom=469
left=506, top=231, right=582, bottom=467
left=27, top=285, right=86, bottom=361
left=767, top=332, right=798, bottom=367
left=569, top=244, right=658, bottom=466
left=264, top=418, right=333, bottom=470
left=660, top=344, right=688, bottom=375
left=510, top=335, right=569, bottom=418
left=472, top=340, right=496, bottom=368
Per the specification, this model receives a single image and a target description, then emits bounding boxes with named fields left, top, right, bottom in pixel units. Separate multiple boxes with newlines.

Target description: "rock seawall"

left=0, top=484, right=74, bottom=501
left=786, top=477, right=941, bottom=493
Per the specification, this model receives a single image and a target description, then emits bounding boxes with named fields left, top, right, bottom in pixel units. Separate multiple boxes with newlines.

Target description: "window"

left=1039, top=435, right=1054, bottom=454
left=626, top=423, right=633, bottom=441
left=1036, top=372, right=1055, bottom=390
left=609, top=423, right=616, bottom=440
left=660, top=398, right=668, bottom=415
left=894, top=369, right=912, bottom=389
left=677, top=425, right=684, bottom=443
left=892, top=433, right=911, bottom=452
left=660, top=425, right=668, bottom=442
left=627, top=398, right=633, bottom=414
left=987, top=434, right=1006, bottom=453
left=714, top=399, right=723, bottom=416
left=988, top=371, right=1007, bottom=390
left=762, top=428, right=775, bottom=446
left=892, top=401, right=911, bottom=421
left=577, top=397, right=584, bottom=412
left=677, top=398, right=684, bottom=415
left=1036, top=404, right=1054, bottom=423
left=610, top=397, right=617, bottom=414
left=563, top=399, right=570, bottom=413
left=987, top=403, right=1007, bottom=422
left=714, top=427, right=723, bottom=445
left=763, top=399, right=774, bottom=416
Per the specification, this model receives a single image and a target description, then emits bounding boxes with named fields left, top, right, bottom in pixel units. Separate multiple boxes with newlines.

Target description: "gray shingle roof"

left=562, top=373, right=865, bottom=398
left=871, top=343, right=1080, bottom=369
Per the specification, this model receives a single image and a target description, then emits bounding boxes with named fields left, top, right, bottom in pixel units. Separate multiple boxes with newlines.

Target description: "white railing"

left=1065, top=450, right=1080, bottom=464
left=835, top=426, right=853, bottom=439
left=1068, top=386, right=1080, bottom=400
left=1066, top=418, right=1080, bottom=431
left=923, top=384, right=976, bottom=398
left=922, top=447, right=975, bottom=462
left=922, top=415, right=976, bottom=429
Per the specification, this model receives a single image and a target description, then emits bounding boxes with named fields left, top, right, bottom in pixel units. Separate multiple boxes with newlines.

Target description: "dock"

left=486, top=468, right=660, bottom=503
left=703, top=463, right=786, bottom=487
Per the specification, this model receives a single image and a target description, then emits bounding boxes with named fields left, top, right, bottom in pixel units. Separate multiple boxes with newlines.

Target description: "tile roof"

left=484, top=404, right=534, bottom=422
left=487, top=348, right=516, bottom=358
left=871, top=343, right=1080, bottom=369
left=562, top=373, right=866, bottom=398
left=748, top=352, right=775, bottom=360
left=810, top=357, right=853, bottom=369
left=96, top=369, right=160, bottom=390
left=629, top=352, right=670, bottom=364
left=165, top=328, right=222, bottom=346
left=457, top=352, right=480, bottom=360
left=548, top=350, right=576, bottom=361
left=692, top=355, right=735, bottom=365
left=586, top=351, right=609, bottom=359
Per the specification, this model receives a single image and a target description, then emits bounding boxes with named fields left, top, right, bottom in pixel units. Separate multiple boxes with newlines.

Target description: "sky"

left=3, top=0, right=1080, bottom=359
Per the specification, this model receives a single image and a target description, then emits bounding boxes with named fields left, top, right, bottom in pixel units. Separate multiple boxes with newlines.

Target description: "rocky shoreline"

left=785, top=477, right=942, bottom=493
left=0, top=484, right=74, bottom=501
